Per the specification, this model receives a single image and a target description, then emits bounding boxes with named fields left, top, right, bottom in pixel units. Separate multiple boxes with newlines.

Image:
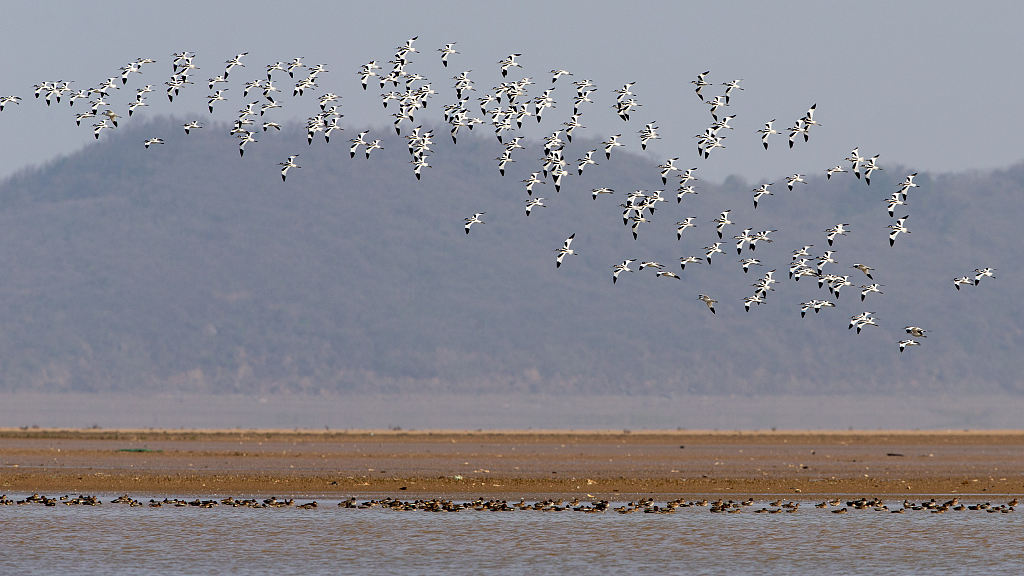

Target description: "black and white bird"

left=704, top=242, right=725, bottom=265
left=758, top=120, right=780, bottom=150
left=676, top=217, right=697, bottom=240
left=464, top=212, right=485, bottom=234
left=905, top=326, right=928, bottom=338
left=524, top=197, right=545, bottom=216
left=612, top=260, right=635, bottom=284
left=691, top=71, right=711, bottom=101
left=974, top=268, right=996, bottom=285
left=698, top=294, right=717, bottom=314
left=888, top=215, right=910, bottom=246
left=712, top=210, right=734, bottom=238
left=860, top=284, right=883, bottom=301
left=438, top=43, right=459, bottom=67
left=555, top=234, right=576, bottom=268
left=898, top=339, right=921, bottom=353
left=278, top=155, right=300, bottom=181
left=679, top=256, right=701, bottom=270
left=825, top=223, right=850, bottom=246
left=740, top=258, right=762, bottom=273
left=752, top=183, right=774, bottom=209
left=851, top=263, right=874, bottom=279
left=785, top=173, right=806, bottom=191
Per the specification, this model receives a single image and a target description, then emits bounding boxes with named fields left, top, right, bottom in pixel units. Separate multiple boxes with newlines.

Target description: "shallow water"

left=2, top=496, right=1022, bottom=575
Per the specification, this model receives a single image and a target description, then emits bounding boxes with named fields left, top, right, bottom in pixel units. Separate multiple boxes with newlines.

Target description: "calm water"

left=2, top=495, right=1022, bottom=575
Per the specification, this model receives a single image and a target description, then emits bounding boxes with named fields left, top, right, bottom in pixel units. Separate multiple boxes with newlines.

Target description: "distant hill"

left=0, top=117, right=1020, bottom=396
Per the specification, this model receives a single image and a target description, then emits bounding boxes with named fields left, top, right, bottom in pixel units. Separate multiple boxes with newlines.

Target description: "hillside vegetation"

left=0, top=118, right=1019, bottom=395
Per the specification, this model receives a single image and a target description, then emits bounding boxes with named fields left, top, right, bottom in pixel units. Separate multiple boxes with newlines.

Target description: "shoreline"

left=3, top=429, right=1022, bottom=497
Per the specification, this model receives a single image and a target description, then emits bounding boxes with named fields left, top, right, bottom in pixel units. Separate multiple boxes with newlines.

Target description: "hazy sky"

left=2, top=1, right=1023, bottom=184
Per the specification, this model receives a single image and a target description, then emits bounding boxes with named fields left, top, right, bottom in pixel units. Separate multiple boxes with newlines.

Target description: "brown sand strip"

left=2, top=429, right=1022, bottom=497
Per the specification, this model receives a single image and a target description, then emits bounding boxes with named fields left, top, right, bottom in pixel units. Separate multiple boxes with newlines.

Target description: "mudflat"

left=1, top=429, right=1022, bottom=497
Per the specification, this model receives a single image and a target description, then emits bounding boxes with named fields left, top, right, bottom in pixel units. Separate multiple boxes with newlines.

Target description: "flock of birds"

left=3, top=492, right=1016, bottom=515
left=0, top=37, right=998, bottom=355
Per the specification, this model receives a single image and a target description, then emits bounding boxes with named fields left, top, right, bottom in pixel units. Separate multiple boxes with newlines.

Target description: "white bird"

left=278, top=155, right=300, bottom=181
left=92, top=120, right=111, bottom=139
left=679, top=256, right=701, bottom=270
left=639, top=261, right=664, bottom=271
left=905, top=326, right=928, bottom=338
left=658, top=158, right=679, bottom=184
left=525, top=197, right=545, bottom=216
left=792, top=245, right=814, bottom=259
left=498, top=54, right=522, bottom=77
left=860, top=284, right=883, bottom=301
left=555, top=234, right=576, bottom=268
left=974, top=267, right=996, bottom=285
left=801, top=103, right=820, bottom=128
left=676, top=217, right=697, bottom=240
left=851, top=315, right=879, bottom=334
left=825, top=223, right=850, bottom=246
left=752, top=183, right=774, bottom=209
left=721, top=79, right=743, bottom=104
left=183, top=120, right=202, bottom=134
left=785, top=174, right=806, bottom=191
left=223, top=53, right=247, bottom=78
left=612, top=260, right=635, bottom=284
left=740, top=258, right=762, bottom=273
left=550, top=69, right=572, bottom=83
left=743, top=294, right=764, bottom=311
left=704, top=242, right=725, bottom=265
left=603, top=134, right=624, bottom=159
left=639, top=122, right=660, bottom=150
left=464, top=212, right=485, bottom=234
left=884, top=193, right=908, bottom=217
left=143, top=138, right=164, bottom=149
left=953, top=276, right=973, bottom=290
left=438, top=43, right=459, bottom=67
left=897, top=172, right=920, bottom=199
left=237, top=131, right=257, bottom=156
left=800, top=300, right=834, bottom=318
left=826, top=165, right=847, bottom=179
left=758, top=120, right=780, bottom=150
left=577, top=150, right=598, bottom=175
left=364, top=139, right=383, bottom=159
left=691, top=71, right=711, bottom=101
left=888, top=215, right=910, bottom=246
left=207, top=89, right=228, bottom=113
left=0, top=95, right=23, bottom=111
left=899, top=339, right=921, bottom=353
left=862, top=155, right=882, bottom=185
left=676, top=185, right=698, bottom=203
left=698, top=294, right=717, bottom=314
left=657, top=271, right=681, bottom=280
left=712, top=210, right=733, bottom=238
left=851, top=263, right=874, bottom=279
left=591, top=187, right=614, bottom=200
